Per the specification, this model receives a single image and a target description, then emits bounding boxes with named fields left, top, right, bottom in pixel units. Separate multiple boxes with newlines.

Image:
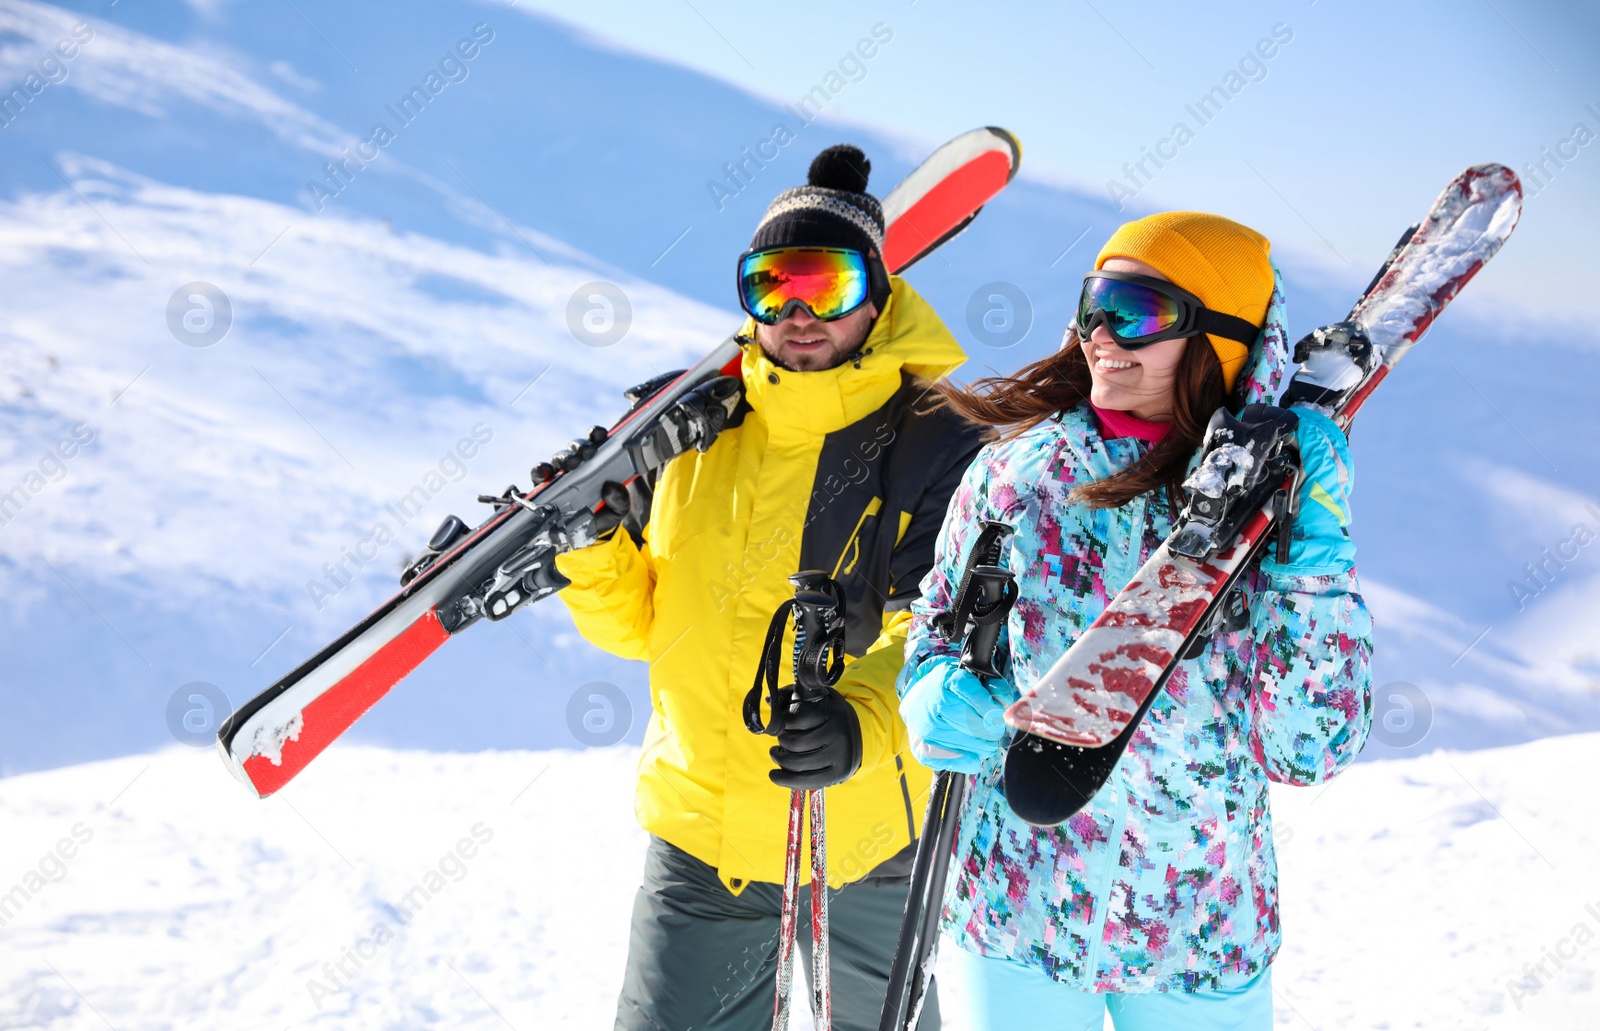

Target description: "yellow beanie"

left=1095, top=212, right=1273, bottom=392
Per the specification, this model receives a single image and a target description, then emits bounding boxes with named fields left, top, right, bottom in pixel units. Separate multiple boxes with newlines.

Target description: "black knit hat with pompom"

left=749, top=144, right=886, bottom=260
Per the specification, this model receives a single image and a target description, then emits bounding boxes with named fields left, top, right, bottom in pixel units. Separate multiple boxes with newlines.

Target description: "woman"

left=898, top=212, right=1371, bottom=1029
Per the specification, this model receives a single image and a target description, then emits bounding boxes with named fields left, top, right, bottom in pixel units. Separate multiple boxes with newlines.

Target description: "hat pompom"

left=808, top=144, right=871, bottom=194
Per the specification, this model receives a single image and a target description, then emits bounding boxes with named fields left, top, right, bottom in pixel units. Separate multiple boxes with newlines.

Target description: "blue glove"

left=898, top=656, right=1011, bottom=773
left=1261, top=406, right=1356, bottom=577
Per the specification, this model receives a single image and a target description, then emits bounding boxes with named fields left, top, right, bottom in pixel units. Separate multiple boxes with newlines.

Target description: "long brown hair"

left=929, top=330, right=1228, bottom=512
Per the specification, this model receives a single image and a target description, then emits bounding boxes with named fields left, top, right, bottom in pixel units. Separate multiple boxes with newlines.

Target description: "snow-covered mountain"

left=2, top=0, right=1597, bottom=781
left=1, top=737, right=1594, bottom=1029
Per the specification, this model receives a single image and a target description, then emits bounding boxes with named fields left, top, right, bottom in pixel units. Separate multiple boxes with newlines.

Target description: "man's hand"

left=767, top=686, right=863, bottom=790
left=590, top=479, right=631, bottom=541
left=660, top=376, right=742, bottom=455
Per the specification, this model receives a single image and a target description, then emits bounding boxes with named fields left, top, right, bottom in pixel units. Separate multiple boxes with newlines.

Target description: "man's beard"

left=758, top=322, right=873, bottom=373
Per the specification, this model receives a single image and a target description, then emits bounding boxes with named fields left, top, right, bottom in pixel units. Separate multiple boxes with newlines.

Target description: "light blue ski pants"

left=954, top=946, right=1273, bottom=1031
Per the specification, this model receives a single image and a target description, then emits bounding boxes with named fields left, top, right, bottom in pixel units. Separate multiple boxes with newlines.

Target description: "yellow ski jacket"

left=555, top=276, right=983, bottom=891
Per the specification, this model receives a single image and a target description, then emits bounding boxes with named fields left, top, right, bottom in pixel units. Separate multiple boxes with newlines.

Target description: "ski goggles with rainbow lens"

left=1075, top=271, right=1261, bottom=349
left=737, top=246, right=871, bottom=325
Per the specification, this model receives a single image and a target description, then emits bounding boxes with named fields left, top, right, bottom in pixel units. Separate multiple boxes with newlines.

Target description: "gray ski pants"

left=615, top=835, right=940, bottom=1031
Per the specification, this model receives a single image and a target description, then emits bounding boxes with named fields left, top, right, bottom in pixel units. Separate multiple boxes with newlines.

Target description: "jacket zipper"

left=1082, top=785, right=1127, bottom=981
left=1082, top=494, right=1141, bottom=981
left=830, top=496, right=882, bottom=578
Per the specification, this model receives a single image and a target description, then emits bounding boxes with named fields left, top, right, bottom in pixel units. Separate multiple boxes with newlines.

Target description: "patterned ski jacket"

left=900, top=272, right=1373, bottom=992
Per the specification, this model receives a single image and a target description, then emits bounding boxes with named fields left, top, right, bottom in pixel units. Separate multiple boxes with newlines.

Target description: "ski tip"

left=215, top=736, right=271, bottom=799
left=1457, top=162, right=1524, bottom=209
left=980, top=126, right=1023, bottom=181
left=881, top=127, right=1025, bottom=273
left=1466, top=161, right=1519, bottom=189
left=1461, top=162, right=1525, bottom=241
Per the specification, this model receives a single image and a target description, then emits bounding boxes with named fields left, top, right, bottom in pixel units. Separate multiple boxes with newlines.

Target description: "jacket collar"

left=736, top=276, right=967, bottom=444
left=1046, top=403, right=1148, bottom=482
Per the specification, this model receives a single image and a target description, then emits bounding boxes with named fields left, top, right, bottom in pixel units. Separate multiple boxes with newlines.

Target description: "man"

left=554, top=144, right=984, bottom=1030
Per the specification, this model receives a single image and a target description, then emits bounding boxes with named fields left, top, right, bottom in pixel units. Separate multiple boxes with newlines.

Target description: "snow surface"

left=1, top=737, right=1595, bottom=1030
left=1295, top=334, right=1367, bottom=392
left=1185, top=442, right=1257, bottom=498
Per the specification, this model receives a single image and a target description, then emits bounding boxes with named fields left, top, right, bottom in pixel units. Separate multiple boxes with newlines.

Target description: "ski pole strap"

left=964, top=568, right=1018, bottom=627
left=744, top=599, right=797, bottom=736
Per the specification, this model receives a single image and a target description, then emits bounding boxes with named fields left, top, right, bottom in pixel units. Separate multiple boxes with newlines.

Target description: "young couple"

left=554, top=143, right=1372, bottom=1031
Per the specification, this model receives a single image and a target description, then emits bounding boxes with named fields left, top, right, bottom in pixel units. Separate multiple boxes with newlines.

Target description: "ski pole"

left=880, top=522, right=1015, bottom=1031
left=744, top=571, right=848, bottom=1031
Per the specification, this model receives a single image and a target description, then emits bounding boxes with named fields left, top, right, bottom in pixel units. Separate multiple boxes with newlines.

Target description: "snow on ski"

left=217, top=128, right=1023, bottom=798
left=1004, top=164, right=1522, bottom=755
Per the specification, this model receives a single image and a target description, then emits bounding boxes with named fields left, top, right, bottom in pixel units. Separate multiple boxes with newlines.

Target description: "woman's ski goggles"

left=1075, top=271, right=1261, bottom=349
left=737, top=246, right=871, bottom=325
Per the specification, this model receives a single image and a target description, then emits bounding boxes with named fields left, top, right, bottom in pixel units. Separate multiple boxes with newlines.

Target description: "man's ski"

left=1002, top=163, right=1522, bottom=825
left=217, top=127, right=1023, bottom=798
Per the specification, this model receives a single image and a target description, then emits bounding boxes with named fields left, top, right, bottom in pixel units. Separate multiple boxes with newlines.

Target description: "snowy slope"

left=1, top=737, right=1595, bottom=1029
left=0, top=744, right=648, bottom=1029
left=0, top=0, right=1597, bottom=782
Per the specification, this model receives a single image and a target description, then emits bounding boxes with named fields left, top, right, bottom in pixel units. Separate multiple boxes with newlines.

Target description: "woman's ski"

left=1003, top=163, right=1522, bottom=825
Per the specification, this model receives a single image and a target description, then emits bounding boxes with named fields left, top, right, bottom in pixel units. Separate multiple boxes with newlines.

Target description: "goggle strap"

left=1193, top=308, right=1262, bottom=345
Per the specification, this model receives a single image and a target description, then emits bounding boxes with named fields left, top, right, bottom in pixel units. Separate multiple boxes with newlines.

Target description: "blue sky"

left=516, top=0, right=1600, bottom=318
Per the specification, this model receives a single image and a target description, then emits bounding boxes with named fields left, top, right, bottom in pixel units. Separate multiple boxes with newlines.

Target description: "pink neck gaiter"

left=1090, top=403, right=1172, bottom=445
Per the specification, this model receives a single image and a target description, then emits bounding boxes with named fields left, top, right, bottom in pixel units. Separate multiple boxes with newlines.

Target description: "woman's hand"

left=1264, top=406, right=1356, bottom=576
left=900, top=656, right=1011, bottom=773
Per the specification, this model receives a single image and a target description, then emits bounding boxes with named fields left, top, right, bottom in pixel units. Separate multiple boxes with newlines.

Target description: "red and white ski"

left=1004, top=164, right=1521, bottom=754
left=217, top=127, right=1023, bottom=798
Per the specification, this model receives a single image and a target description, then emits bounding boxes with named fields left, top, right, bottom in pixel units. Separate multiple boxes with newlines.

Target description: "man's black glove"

left=590, top=479, right=631, bottom=540
left=659, top=375, right=742, bottom=455
left=767, top=686, right=863, bottom=790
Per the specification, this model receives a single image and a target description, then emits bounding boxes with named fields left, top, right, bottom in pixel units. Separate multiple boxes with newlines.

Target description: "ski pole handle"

left=957, top=565, right=1017, bottom=681
left=788, top=571, right=847, bottom=702
left=741, top=572, right=847, bottom=734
